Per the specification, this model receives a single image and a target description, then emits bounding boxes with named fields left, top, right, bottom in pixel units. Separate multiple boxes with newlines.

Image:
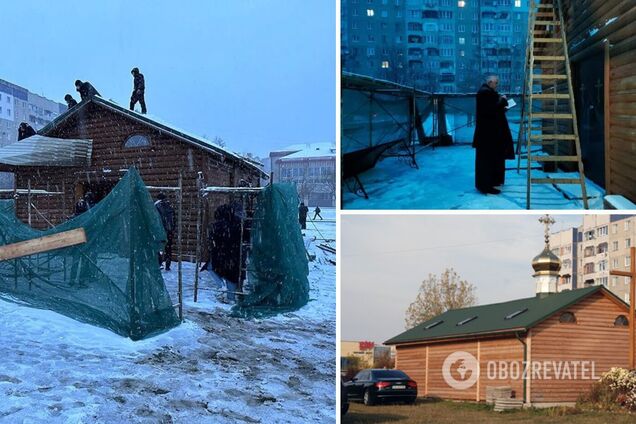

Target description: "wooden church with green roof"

left=386, top=225, right=632, bottom=407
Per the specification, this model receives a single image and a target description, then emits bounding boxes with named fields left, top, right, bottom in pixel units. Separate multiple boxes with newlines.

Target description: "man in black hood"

left=472, top=75, right=514, bottom=195
left=155, top=192, right=175, bottom=271
left=75, top=80, right=101, bottom=101
left=17, top=122, right=36, bottom=141
left=130, top=67, right=147, bottom=114
left=65, top=94, right=78, bottom=108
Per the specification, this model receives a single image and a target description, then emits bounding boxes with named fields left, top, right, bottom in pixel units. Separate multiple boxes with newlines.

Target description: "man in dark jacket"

left=313, top=206, right=323, bottom=220
left=130, top=67, right=147, bottom=114
left=75, top=80, right=101, bottom=101
left=17, top=122, right=36, bottom=141
left=155, top=192, right=176, bottom=271
left=472, top=75, right=514, bottom=195
left=298, top=202, right=309, bottom=230
left=64, top=94, right=78, bottom=108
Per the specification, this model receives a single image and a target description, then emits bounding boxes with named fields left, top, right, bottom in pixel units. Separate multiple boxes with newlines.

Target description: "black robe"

left=472, top=84, right=514, bottom=192
left=77, top=82, right=101, bottom=101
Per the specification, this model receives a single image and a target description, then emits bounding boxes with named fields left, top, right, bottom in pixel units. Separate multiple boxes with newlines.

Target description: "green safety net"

left=231, top=183, right=310, bottom=318
left=0, top=199, right=13, bottom=214
left=0, top=168, right=179, bottom=340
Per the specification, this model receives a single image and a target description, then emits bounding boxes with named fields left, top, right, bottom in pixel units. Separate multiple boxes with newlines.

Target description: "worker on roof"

left=155, top=192, right=175, bottom=271
left=313, top=206, right=323, bottom=221
left=472, top=74, right=514, bottom=195
left=130, top=67, right=147, bottom=114
left=64, top=94, right=78, bottom=109
left=75, top=80, right=101, bottom=101
left=17, top=122, right=36, bottom=141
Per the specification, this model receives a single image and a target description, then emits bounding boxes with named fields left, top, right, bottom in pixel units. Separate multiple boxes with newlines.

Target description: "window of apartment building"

left=598, top=260, right=607, bottom=272
left=458, top=0, right=466, bottom=6
left=425, top=23, right=438, bottom=32
left=353, top=8, right=359, bottom=16
left=368, top=34, right=375, bottom=41
left=440, top=11, right=453, bottom=19
left=367, top=47, right=376, bottom=56
left=367, top=9, right=374, bottom=16
left=367, top=0, right=373, bottom=3
left=597, top=226, right=608, bottom=236
left=515, top=0, right=521, bottom=6
left=441, top=0, right=451, bottom=5
left=627, top=238, right=632, bottom=248
left=395, top=35, right=404, bottom=43
left=626, top=255, right=631, bottom=267
left=612, top=276, right=618, bottom=287
left=613, top=241, right=619, bottom=251
left=352, top=22, right=359, bottom=29
left=597, top=277, right=608, bottom=286
left=381, top=10, right=388, bottom=17
left=472, top=37, right=479, bottom=45
left=367, top=22, right=373, bottom=30
left=584, top=263, right=594, bottom=274
left=612, top=224, right=618, bottom=234
left=458, top=25, right=465, bottom=33
left=380, top=22, right=387, bottom=29
left=514, top=24, right=521, bottom=32
left=409, top=10, right=419, bottom=17
left=441, top=49, right=454, bottom=57
left=625, top=220, right=631, bottom=231
left=483, top=23, right=495, bottom=32
left=515, top=13, right=522, bottom=20
left=584, top=230, right=595, bottom=241
left=352, top=35, right=360, bottom=42
left=613, top=258, right=619, bottom=268
left=408, top=22, right=423, bottom=31
left=597, top=242, right=608, bottom=254
left=563, top=259, right=571, bottom=269
left=441, top=23, right=453, bottom=31
left=381, top=61, right=390, bottom=68
left=7, top=109, right=11, bottom=116
left=584, top=246, right=595, bottom=257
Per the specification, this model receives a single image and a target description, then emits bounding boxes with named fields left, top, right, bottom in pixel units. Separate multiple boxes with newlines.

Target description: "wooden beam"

left=604, top=40, right=611, bottom=195
left=610, top=246, right=636, bottom=368
left=0, top=228, right=87, bottom=261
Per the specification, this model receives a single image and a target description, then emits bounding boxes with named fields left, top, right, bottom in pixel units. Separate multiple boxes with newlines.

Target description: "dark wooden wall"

left=14, top=103, right=260, bottom=260
left=562, top=0, right=636, bottom=201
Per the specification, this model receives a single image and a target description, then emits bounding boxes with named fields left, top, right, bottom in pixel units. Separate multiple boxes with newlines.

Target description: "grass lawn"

left=342, top=399, right=636, bottom=424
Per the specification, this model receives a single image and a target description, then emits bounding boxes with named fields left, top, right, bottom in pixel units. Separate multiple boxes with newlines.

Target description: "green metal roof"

left=385, top=286, right=625, bottom=345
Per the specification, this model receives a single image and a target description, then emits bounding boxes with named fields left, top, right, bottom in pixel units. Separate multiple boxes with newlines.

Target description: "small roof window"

left=456, top=316, right=477, bottom=326
left=505, top=308, right=528, bottom=320
left=424, top=320, right=443, bottom=330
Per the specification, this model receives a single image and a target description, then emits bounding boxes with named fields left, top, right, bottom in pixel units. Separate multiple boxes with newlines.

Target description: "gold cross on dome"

left=539, top=214, right=555, bottom=247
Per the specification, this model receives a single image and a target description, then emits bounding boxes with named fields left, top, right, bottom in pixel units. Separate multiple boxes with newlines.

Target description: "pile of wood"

left=485, top=386, right=512, bottom=404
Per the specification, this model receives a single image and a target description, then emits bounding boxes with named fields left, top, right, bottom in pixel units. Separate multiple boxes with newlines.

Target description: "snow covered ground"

left=0, top=210, right=336, bottom=424
left=342, top=145, right=605, bottom=210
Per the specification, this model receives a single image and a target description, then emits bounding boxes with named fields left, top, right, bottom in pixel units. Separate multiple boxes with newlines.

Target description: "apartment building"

left=0, top=78, right=66, bottom=188
left=341, top=0, right=529, bottom=93
left=550, top=215, right=636, bottom=303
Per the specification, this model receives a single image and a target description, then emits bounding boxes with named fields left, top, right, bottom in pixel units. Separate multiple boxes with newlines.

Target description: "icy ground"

left=0, top=209, right=336, bottom=424
left=342, top=144, right=605, bottom=210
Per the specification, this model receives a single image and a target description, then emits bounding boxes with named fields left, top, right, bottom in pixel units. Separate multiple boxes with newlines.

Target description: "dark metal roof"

left=38, top=96, right=267, bottom=177
left=385, top=286, right=626, bottom=345
left=342, top=72, right=432, bottom=97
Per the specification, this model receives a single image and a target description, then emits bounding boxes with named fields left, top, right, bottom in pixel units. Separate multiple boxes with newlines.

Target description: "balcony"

left=408, top=35, right=423, bottom=44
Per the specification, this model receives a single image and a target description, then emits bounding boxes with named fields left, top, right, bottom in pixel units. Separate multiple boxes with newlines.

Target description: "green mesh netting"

left=0, top=199, right=13, bottom=214
left=231, top=184, right=309, bottom=318
left=0, top=168, right=179, bottom=340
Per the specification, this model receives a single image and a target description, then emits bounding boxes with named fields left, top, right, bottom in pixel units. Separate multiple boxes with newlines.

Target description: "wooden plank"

left=0, top=228, right=87, bottom=261
left=532, top=74, right=567, bottom=79
left=529, top=156, right=579, bottom=162
left=534, top=38, right=562, bottom=43
left=534, top=55, right=566, bottom=60
left=531, top=113, right=574, bottom=119
left=531, top=93, right=570, bottom=99
left=530, top=178, right=582, bottom=184
left=530, top=134, right=576, bottom=140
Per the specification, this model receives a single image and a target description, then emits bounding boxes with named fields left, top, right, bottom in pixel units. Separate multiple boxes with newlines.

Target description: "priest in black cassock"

left=472, top=75, right=514, bottom=195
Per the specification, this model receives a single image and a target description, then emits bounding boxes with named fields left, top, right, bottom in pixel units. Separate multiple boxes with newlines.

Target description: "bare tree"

left=405, top=268, right=477, bottom=329
left=373, top=350, right=395, bottom=370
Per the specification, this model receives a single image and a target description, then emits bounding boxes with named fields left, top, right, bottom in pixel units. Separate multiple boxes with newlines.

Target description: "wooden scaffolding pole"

left=177, top=173, right=183, bottom=321
left=193, top=172, right=203, bottom=302
left=610, top=246, right=636, bottom=369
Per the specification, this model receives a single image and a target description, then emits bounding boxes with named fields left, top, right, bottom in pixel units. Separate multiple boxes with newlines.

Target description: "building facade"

left=270, top=143, right=336, bottom=207
left=341, top=0, right=529, bottom=93
left=341, top=340, right=396, bottom=369
left=0, top=79, right=67, bottom=188
left=550, top=215, right=636, bottom=303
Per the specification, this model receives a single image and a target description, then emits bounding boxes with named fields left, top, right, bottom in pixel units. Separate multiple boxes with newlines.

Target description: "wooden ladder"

left=516, top=0, right=589, bottom=209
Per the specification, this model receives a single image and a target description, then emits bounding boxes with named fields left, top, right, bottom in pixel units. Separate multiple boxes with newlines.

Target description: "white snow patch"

left=0, top=213, right=335, bottom=423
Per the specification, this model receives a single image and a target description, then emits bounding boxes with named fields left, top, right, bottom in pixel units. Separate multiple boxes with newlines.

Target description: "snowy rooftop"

left=278, top=142, right=336, bottom=161
left=39, top=96, right=266, bottom=175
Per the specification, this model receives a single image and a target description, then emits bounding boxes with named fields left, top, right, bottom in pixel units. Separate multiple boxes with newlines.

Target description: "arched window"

left=124, top=134, right=151, bottom=148
left=615, top=315, right=629, bottom=327
left=559, top=311, right=576, bottom=324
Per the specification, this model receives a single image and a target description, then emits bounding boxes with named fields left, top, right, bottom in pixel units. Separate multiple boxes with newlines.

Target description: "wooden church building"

left=0, top=96, right=266, bottom=259
left=386, top=235, right=631, bottom=407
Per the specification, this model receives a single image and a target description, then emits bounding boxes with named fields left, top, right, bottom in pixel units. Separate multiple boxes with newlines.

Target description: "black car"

left=341, top=378, right=350, bottom=415
left=345, top=369, right=417, bottom=406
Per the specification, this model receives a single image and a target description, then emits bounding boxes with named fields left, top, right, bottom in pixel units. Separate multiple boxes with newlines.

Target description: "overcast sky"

left=2, top=0, right=335, bottom=157
left=341, top=214, right=619, bottom=344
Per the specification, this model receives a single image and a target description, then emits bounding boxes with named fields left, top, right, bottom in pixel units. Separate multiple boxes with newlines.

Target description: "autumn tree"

left=405, top=268, right=477, bottom=329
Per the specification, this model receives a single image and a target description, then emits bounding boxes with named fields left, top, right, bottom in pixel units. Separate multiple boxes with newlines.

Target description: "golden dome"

left=532, top=247, right=561, bottom=273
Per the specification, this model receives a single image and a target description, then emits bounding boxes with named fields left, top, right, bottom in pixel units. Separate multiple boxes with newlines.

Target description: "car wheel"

left=363, top=389, right=375, bottom=406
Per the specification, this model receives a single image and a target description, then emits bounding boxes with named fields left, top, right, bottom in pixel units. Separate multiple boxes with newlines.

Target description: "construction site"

left=341, top=0, right=636, bottom=210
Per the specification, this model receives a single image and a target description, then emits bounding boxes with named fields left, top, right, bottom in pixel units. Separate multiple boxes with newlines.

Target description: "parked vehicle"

left=344, top=369, right=417, bottom=406
left=341, top=378, right=350, bottom=415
